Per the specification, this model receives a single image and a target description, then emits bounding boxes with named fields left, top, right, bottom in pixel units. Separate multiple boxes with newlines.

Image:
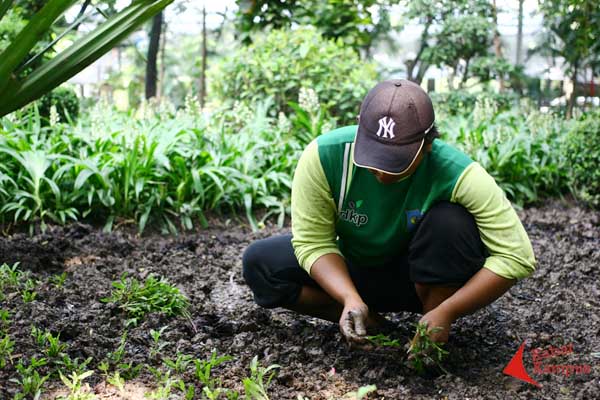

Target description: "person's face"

left=367, top=143, right=431, bottom=184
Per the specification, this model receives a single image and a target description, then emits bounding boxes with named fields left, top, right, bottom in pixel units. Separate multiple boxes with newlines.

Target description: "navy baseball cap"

left=353, top=79, right=437, bottom=175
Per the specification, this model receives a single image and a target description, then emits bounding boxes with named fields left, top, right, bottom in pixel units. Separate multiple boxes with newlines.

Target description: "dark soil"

left=0, top=201, right=599, bottom=399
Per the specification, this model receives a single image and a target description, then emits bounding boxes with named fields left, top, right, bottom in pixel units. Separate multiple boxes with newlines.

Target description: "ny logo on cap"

left=376, top=116, right=395, bottom=139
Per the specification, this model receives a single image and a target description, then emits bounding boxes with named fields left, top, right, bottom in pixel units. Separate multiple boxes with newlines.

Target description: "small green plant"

left=21, top=278, right=38, bottom=302
left=31, top=325, right=48, bottom=347
left=0, top=333, right=15, bottom=368
left=163, top=352, right=193, bottom=375
left=57, top=370, right=97, bottom=400
left=0, top=262, right=22, bottom=289
left=11, top=357, right=49, bottom=400
left=45, top=331, right=68, bottom=358
left=242, top=356, right=280, bottom=400
left=366, top=334, right=402, bottom=348
left=50, top=272, right=68, bottom=287
left=101, top=274, right=190, bottom=326
left=99, top=331, right=143, bottom=381
left=194, top=350, right=234, bottom=398
left=149, top=326, right=169, bottom=359
left=0, top=309, right=10, bottom=331
left=343, top=384, right=377, bottom=400
left=56, top=354, right=93, bottom=375
left=407, top=322, right=449, bottom=375
left=144, top=369, right=178, bottom=400
left=107, top=370, right=125, bottom=392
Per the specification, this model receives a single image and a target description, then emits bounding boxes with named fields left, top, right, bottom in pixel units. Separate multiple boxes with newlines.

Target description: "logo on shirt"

left=406, top=209, right=423, bottom=232
left=376, top=116, right=396, bottom=139
left=340, top=200, right=368, bottom=227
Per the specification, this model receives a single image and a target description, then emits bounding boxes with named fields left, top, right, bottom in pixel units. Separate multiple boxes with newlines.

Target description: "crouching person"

left=242, top=80, right=536, bottom=348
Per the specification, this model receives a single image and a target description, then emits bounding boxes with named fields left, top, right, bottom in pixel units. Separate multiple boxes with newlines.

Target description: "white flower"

left=298, top=87, right=320, bottom=114
left=49, top=105, right=60, bottom=126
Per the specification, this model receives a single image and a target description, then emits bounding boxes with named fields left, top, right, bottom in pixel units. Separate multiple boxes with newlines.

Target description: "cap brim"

left=353, top=128, right=424, bottom=175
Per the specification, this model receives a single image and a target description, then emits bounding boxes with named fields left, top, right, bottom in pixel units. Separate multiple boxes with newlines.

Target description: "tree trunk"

left=199, top=5, right=207, bottom=108
left=516, top=0, right=524, bottom=65
left=407, top=20, right=431, bottom=83
left=566, top=66, right=577, bottom=119
left=460, top=58, right=471, bottom=88
left=158, top=19, right=167, bottom=99
left=145, top=11, right=163, bottom=100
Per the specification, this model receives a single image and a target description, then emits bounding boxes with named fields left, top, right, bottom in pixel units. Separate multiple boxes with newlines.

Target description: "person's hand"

left=339, top=300, right=371, bottom=348
left=408, top=306, right=454, bottom=353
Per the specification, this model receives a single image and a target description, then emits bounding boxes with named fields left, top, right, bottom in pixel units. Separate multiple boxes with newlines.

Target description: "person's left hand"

left=408, top=306, right=454, bottom=352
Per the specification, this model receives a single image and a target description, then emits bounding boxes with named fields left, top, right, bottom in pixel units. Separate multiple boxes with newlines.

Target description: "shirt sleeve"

left=451, top=162, right=536, bottom=280
left=291, top=140, right=343, bottom=275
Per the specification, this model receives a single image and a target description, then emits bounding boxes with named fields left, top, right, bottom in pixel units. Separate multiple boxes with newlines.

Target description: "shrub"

left=431, top=90, right=517, bottom=117
left=38, top=87, right=80, bottom=123
left=565, top=111, right=600, bottom=208
left=439, top=107, right=570, bottom=206
left=101, top=274, right=190, bottom=326
left=209, top=26, right=377, bottom=124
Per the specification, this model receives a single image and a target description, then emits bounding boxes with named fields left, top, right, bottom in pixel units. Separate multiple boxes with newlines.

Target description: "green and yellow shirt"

left=291, top=125, right=536, bottom=280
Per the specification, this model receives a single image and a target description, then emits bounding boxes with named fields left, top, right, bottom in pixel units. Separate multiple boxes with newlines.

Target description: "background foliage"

left=209, top=27, right=377, bottom=124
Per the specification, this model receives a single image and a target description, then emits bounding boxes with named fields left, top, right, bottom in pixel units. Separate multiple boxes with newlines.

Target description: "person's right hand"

left=339, top=300, right=371, bottom=348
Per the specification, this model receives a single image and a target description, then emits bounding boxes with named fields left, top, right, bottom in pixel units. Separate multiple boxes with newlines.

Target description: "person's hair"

left=425, top=124, right=439, bottom=144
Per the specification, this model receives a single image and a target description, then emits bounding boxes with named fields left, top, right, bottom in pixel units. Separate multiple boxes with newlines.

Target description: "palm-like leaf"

left=0, top=0, right=173, bottom=117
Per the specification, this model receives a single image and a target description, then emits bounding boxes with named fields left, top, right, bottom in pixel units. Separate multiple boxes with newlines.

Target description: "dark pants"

left=242, top=202, right=487, bottom=313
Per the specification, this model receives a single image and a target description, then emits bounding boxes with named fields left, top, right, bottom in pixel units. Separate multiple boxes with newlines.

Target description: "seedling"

left=343, top=384, right=377, bottom=400
left=0, top=333, right=15, bottom=368
left=101, top=273, right=190, bottom=327
left=149, top=326, right=169, bottom=359
left=21, top=278, right=38, bottom=302
left=163, top=352, right=193, bottom=375
left=45, top=331, right=68, bottom=358
left=242, top=356, right=280, bottom=400
left=107, top=371, right=125, bottom=392
left=31, top=325, right=48, bottom=347
left=50, top=272, right=68, bottom=287
left=367, top=322, right=449, bottom=375
left=407, top=322, right=449, bottom=375
left=194, top=350, right=233, bottom=397
left=0, top=309, right=10, bottom=331
left=58, top=370, right=97, bottom=400
left=11, top=357, right=49, bottom=400
left=366, top=334, right=402, bottom=348
left=0, top=262, right=22, bottom=289
left=56, top=354, right=93, bottom=375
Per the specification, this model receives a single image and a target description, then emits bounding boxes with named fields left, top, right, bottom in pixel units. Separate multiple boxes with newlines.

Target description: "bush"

left=439, top=106, right=570, bottom=206
left=209, top=26, right=377, bottom=124
left=431, top=90, right=517, bottom=117
left=38, top=87, right=80, bottom=123
left=565, top=111, right=600, bottom=208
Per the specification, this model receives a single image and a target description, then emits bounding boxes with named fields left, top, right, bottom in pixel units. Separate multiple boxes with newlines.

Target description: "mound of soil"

left=0, top=201, right=598, bottom=399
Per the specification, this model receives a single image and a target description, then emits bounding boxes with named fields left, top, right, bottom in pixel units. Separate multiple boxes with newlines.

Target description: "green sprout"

left=407, top=322, right=449, bottom=375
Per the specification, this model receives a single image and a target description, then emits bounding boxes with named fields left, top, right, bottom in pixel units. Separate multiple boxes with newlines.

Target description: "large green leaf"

left=0, top=0, right=174, bottom=117
left=0, top=0, right=76, bottom=93
left=0, top=0, right=14, bottom=22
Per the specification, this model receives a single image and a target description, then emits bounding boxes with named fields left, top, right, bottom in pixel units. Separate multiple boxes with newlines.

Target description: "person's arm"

left=291, top=141, right=370, bottom=343
left=310, top=253, right=370, bottom=344
left=416, top=162, right=535, bottom=343
left=416, top=268, right=515, bottom=344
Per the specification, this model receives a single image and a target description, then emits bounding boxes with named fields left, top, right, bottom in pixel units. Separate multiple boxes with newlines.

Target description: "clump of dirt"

left=0, top=201, right=598, bottom=399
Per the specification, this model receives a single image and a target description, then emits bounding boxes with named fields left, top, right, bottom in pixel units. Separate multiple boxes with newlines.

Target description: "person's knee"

left=242, top=241, right=262, bottom=288
left=421, top=202, right=476, bottom=239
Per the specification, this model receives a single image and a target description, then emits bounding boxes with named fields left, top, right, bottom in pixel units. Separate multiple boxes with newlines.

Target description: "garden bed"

left=0, top=201, right=598, bottom=399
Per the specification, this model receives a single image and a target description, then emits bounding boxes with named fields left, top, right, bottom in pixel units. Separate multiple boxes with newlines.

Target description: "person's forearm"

left=436, top=267, right=516, bottom=320
left=310, top=253, right=363, bottom=305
